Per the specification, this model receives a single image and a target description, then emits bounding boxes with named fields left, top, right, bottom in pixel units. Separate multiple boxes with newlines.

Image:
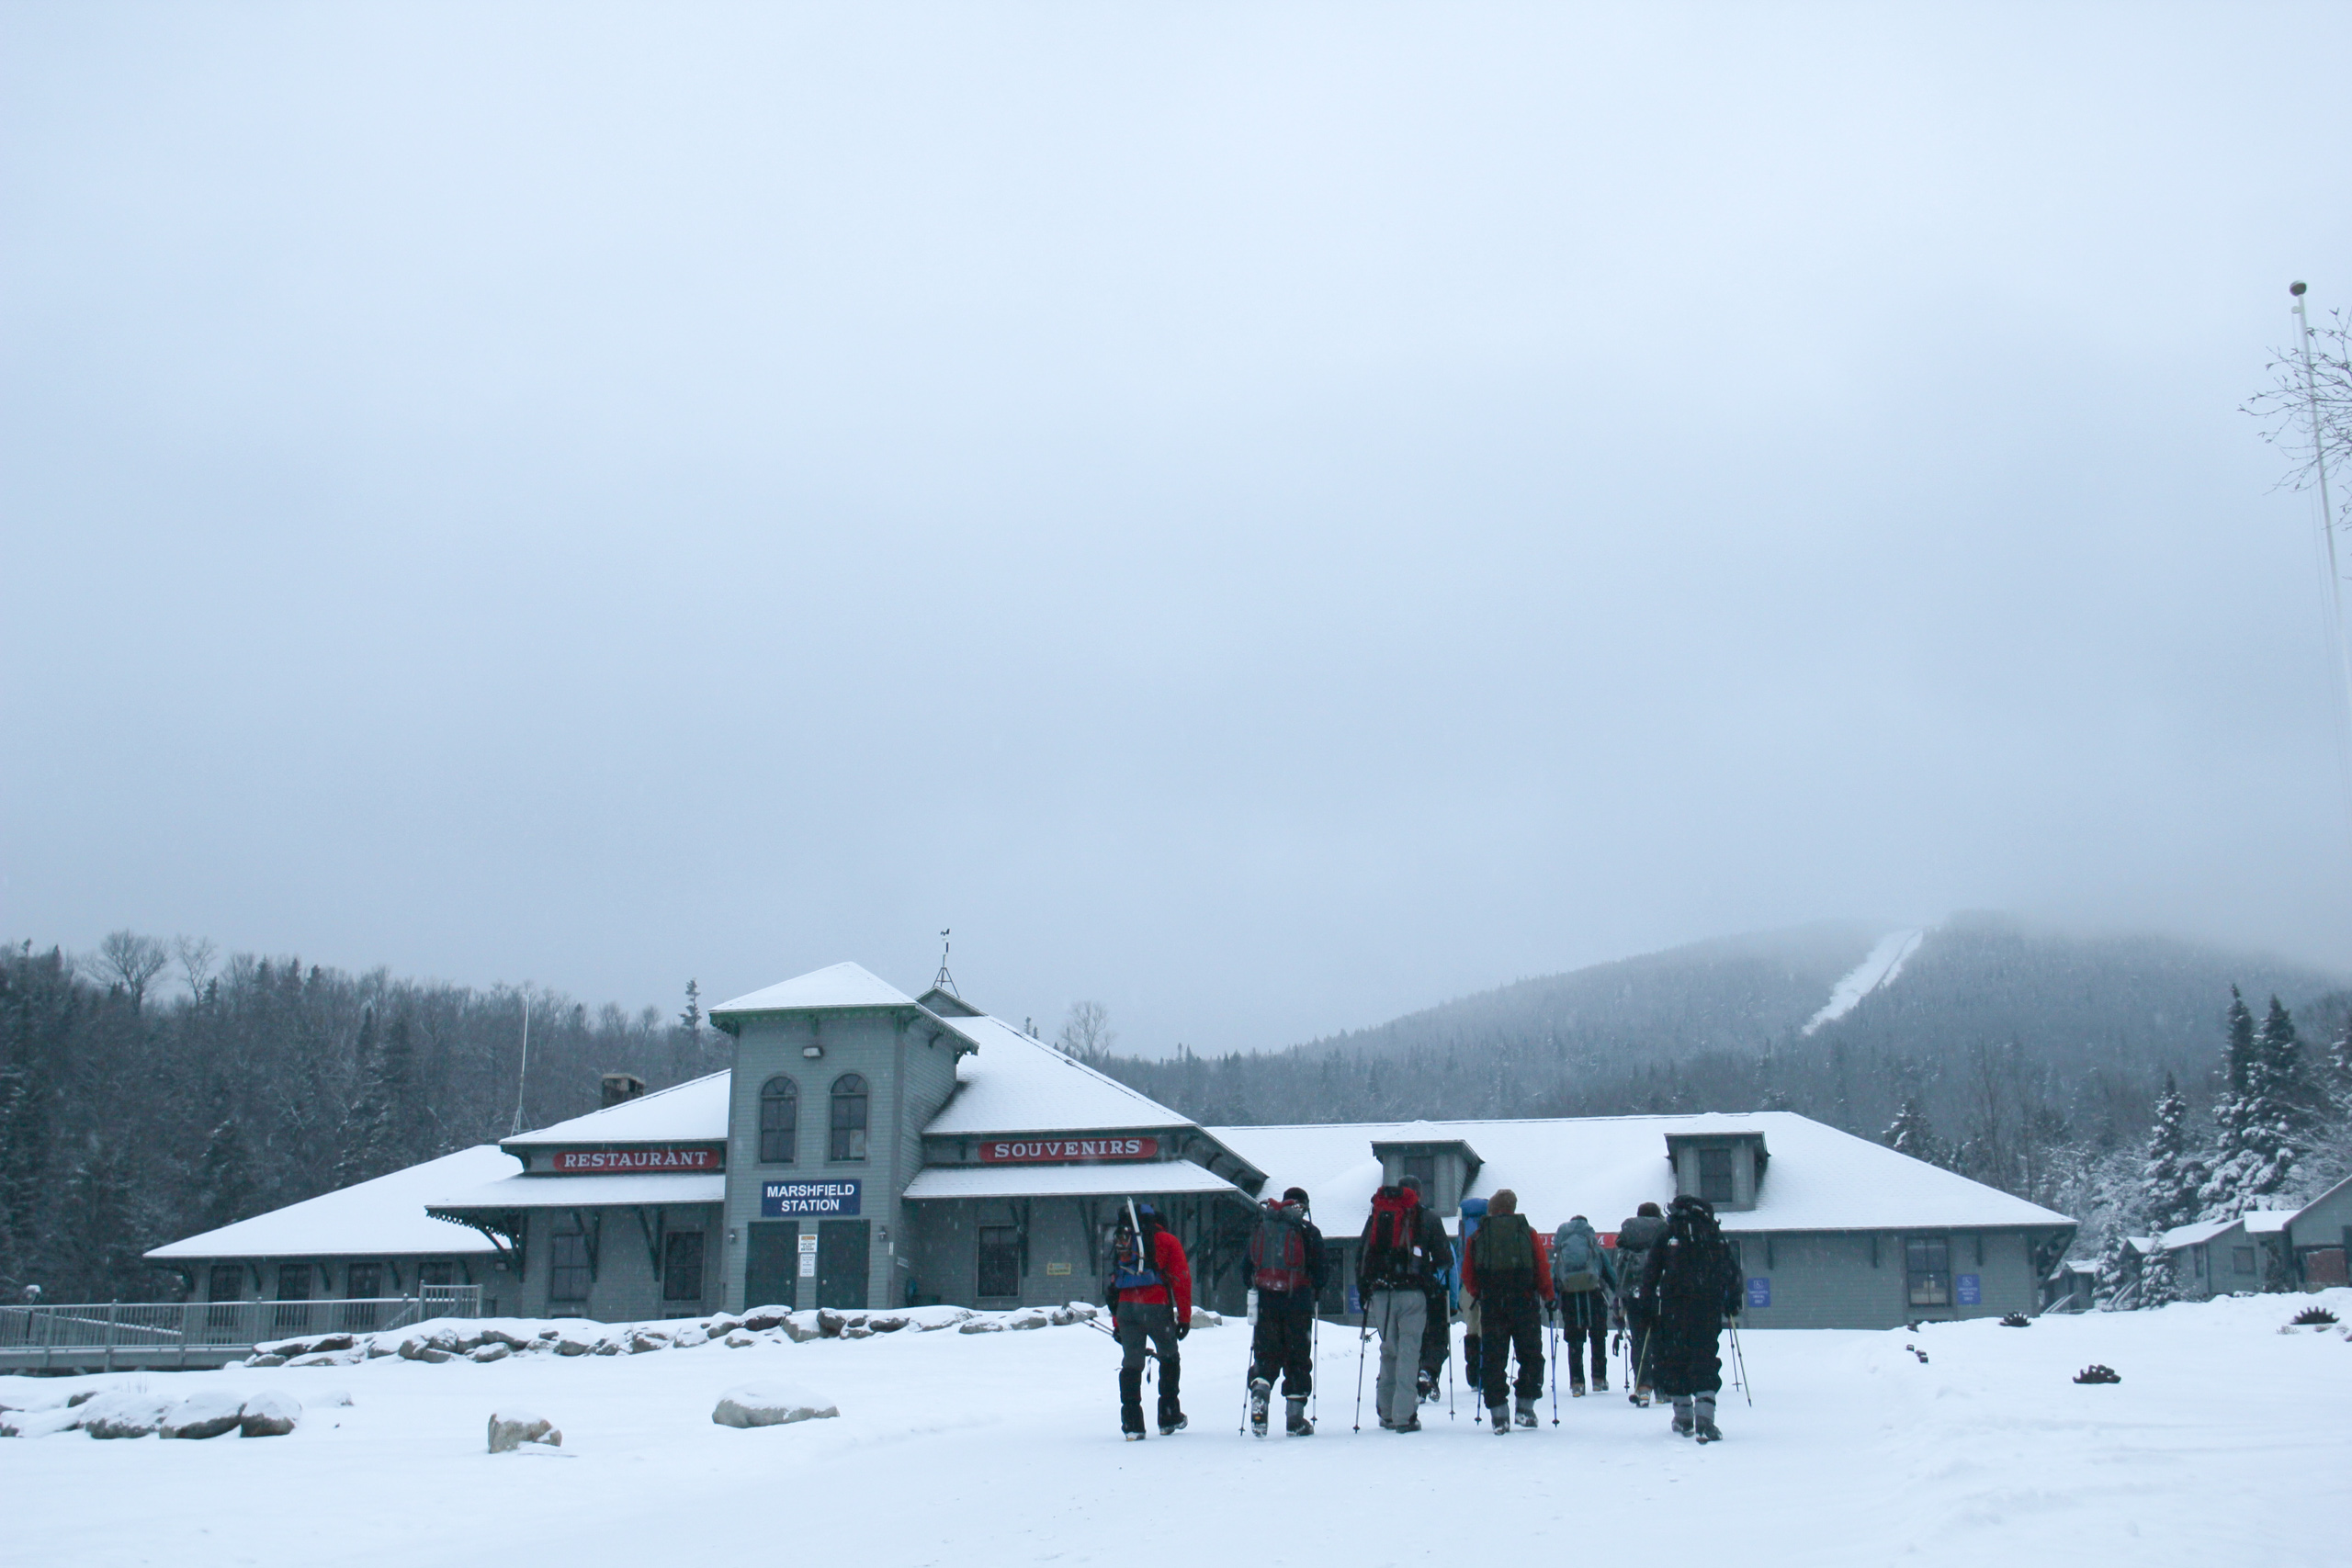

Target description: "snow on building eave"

left=144, top=1145, right=518, bottom=1261
left=502, top=1069, right=731, bottom=1148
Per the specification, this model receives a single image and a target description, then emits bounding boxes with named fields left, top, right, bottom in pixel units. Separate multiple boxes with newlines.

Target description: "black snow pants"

left=1560, top=1288, right=1608, bottom=1384
left=1250, top=1295, right=1314, bottom=1399
left=1477, top=1292, right=1545, bottom=1407
left=1417, top=1281, right=1451, bottom=1382
left=1115, top=1301, right=1182, bottom=1428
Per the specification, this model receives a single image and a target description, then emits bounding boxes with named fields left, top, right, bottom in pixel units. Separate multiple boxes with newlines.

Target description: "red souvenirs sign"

left=978, top=1136, right=1159, bottom=1165
left=550, top=1147, right=721, bottom=1173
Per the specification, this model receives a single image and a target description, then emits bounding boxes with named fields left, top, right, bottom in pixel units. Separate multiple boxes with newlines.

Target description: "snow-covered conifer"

left=2138, top=1073, right=2204, bottom=1232
left=1883, top=1095, right=1943, bottom=1167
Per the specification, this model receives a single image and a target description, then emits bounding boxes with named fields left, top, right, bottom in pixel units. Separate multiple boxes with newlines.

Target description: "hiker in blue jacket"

left=1549, top=1214, right=1618, bottom=1396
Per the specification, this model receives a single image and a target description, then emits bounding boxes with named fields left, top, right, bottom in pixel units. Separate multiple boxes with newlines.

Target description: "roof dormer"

left=1370, top=1135, right=1483, bottom=1218
left=1663, top=1130, right=1769, bottom=1212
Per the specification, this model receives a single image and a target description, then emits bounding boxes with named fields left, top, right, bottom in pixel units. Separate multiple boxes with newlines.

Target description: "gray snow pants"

left=1369, top=1288, right=1427, bottom=1427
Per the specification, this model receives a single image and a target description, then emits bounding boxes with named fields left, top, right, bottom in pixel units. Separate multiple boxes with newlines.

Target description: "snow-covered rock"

left=81, top=1389, right=176, bottom=1439
left=710, top=1383, right=838, bottom=1428
left=669, top=1325, right=708, bottom=1348
left=254, top=1332, right=356, bottom=1359
left=160, top=1389, right=248, bottom=1440
left=724, top=1330, right=758, bottom=1348
left=238, top=1391, right=300, bottom=1438
left=956, top=1315, right=1006, bottom=1334
left=487, top=1410, right=561, bottom=1452
left=1189, top=1307, right=1222, bottom=1328
left=468, top=1343, right=512, bottom=1363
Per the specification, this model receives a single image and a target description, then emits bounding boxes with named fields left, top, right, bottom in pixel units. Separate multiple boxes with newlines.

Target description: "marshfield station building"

left=151, top=963, right=2078, bottom=1329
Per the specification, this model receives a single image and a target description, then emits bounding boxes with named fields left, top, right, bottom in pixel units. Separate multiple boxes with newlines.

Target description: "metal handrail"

left=0, top=1288, right=482, bottom=1354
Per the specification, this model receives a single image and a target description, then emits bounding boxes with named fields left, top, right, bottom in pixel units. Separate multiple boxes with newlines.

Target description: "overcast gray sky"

left=6, top=3, right=2352, bottom=1053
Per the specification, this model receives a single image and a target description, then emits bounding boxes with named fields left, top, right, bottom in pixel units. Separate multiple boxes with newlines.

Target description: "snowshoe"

left=1695, top=1419, right=1723, bottom=1444
left=1489, top=1407, right=1510, bottom=1434
left=1285, top=1397, right=1314, bottom=1437
left=1158, top=1411, right=1187, bottom=1437
left=1514, top=1397, right=1539, bottom=1428
left=1249, top=1378, right=1271, bottom=1438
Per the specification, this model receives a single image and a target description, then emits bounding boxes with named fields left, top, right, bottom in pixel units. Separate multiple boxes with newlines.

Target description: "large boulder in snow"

left=711, top=1383, right=838, bottom=1428
left=738, top=1305, right=795, bottom=1332
left=468, top=1342, right=512, bottom=1363
left=239, top=1391, right=300, bottom=1438
left=82, top=1390, right=175, bottom=1439
left=161, top=1389, right=249, bottom=1440
left=487, top=1409, right=561, bottom=1452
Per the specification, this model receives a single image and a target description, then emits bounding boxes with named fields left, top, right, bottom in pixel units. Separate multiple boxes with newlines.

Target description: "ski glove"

left=1175, top=1322, right=1190, bottom=1341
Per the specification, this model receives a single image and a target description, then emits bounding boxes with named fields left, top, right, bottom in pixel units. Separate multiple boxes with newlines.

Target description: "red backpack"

left=1249, top=1201, right=1311, bottom=1292
left=1364, top=1187, right=1425, bottom=1280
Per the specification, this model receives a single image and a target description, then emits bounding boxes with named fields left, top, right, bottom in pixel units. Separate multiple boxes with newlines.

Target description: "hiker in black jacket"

left=1247, top=1187, right=1329, bottom=1437
left=1634, top=1194, right=1743, bottom=1442
left=1358, top=1175, right=1452, bottom=1432
left=1614, top=1201, right=1668, bottom=1405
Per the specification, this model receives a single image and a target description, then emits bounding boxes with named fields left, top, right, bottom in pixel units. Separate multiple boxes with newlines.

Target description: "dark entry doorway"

left=746, top=1221, right=799, bottom=1310
left=818, top=1219, right=870, bottom=1309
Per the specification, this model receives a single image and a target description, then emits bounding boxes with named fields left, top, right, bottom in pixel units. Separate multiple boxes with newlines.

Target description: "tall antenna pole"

left=933, top=929, right=957, bottom=997
left=2290, top=280, right=2352, bottom=831
left=510, top=990, right=531, bottom=1136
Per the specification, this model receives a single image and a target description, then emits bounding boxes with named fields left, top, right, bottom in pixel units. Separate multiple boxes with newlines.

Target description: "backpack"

left=1472, top=1212, right=1536, bottom=1280
left=1111, top=1224, right=1163, bottom=1293
left=1552, top=1221, right=1601, bottom=1293
left=1250, top=1202, right=1311, bottom=1293
left=1658, top=1202, right=1736, bottom=1309
left=1364, top=1187, right=1427, bottom=1282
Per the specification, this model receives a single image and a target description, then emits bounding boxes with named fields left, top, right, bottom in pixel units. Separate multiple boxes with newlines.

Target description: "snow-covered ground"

left=6, top=1291, right=2346, bottom=1568
left=1804, top=927, right=1927, bottom=1034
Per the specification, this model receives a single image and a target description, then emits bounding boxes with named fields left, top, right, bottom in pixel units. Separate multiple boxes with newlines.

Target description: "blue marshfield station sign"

left=761, top=1179, right=862, bottom=1218
left=1745, top=1277, right=1771, bottom=1309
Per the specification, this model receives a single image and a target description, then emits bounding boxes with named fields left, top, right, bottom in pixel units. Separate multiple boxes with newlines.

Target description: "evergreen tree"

left=332, top=1006, right=389, bottom=1190
left=2092, top=1232, right=2138, bottom=1307
left=196, top=1115, right=256, bottom=1234
left=2138, top=1242, right=2179, bottom=1307
left=2138, top=1073, right=2204, bottom=1232
left=1883, top=1095, right=1944, bottom=1167
left=2201, top=993, right=2315, bottom=1217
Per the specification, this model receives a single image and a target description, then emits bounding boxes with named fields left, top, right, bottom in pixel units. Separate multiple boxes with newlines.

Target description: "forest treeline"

left=0, top=936, right=724, bottom=1303
left=1077, top=924, right=2352, bottom=1267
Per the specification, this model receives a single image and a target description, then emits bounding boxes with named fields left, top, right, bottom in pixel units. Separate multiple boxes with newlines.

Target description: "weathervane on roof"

left=934, top=929, right=958, bottom=998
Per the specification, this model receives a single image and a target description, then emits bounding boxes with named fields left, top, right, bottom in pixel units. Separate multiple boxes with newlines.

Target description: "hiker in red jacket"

left=1462, top=1188, right=1555, bottom=1432
left=1106, top=1200, right=1193, bottom=1438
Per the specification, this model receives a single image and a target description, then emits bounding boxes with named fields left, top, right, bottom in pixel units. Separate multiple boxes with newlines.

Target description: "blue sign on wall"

left=1746, top=1277, right=1771, bottom=1309
left=1955, top=1273, right=1981, bottom=1306
left=761, top=1179, right=862, bottom=1218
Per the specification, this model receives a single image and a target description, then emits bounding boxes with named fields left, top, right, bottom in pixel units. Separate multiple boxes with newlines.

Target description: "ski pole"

left=1309, top=1308, right=1319, bottom=1427
left=1548, top=1308, right=1559, bottom=1425
left=1446, top=1324, right=1455, bottom=1420
left=1352, top=1299, right=1369, bottom=1432
left=1729, top=1319, right=1752, bottom=1407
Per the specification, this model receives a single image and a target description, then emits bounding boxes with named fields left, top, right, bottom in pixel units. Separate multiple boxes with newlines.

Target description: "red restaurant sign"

left=978, top=1136, right=1159, bottom=1165
left=551, top=1148, right=721, bottom=1173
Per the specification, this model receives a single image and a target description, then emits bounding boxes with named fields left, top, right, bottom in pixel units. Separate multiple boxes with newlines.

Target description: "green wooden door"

left=746, top=1221, right=799, bottom=1311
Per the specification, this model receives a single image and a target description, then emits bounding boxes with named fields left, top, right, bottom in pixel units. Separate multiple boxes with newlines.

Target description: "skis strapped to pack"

left=1113, top=1197, right=1164, bottom=1293
left=1250, top=1201, right=1311, bottom=1293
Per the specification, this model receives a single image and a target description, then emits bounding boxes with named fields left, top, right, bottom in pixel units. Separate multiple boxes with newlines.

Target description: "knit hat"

left=1283, top=1186, right=1309, bottom=1205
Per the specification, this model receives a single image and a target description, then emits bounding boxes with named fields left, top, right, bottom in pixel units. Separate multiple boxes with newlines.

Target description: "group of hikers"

left=1103, top=1178, right=1746, bottom=1443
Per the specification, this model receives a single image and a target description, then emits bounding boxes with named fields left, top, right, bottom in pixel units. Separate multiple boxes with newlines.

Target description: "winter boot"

left=1285, top=1397, right=1315, bottom=1437
left=1249, top=1377, right=1271, bottom=1438
left=1670, top=1396, right=1695, bottom=1438
left=1120, top=1366, right=1147, bottom=1440
left=1694, top=1393, right=1722, bottom=1444
left=1594, top=1373, right=1609, bottom=1393
left=1514, top=1395, right=1539, bottom=1428
left=1416, top=1369, right=1437, bottom=1404
left=1570, top=1375, right=1587, bottom=1397
left=1489, top=1404, right=1510, bottom=1434
left=1631, top=1382, right=1652, bottom=1408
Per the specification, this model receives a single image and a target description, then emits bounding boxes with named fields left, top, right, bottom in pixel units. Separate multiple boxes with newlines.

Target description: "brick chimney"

left=600, top=1072, right=646, bottom=1108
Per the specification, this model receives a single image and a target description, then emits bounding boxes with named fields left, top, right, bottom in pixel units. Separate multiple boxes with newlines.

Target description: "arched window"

left=759, top=1077, right=797, bottom=1165
left=829, top=1073, right=868, bottom=1161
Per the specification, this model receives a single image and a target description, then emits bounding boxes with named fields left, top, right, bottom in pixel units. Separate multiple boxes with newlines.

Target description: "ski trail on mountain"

left=1803, top=929, right=1926, bottom=1034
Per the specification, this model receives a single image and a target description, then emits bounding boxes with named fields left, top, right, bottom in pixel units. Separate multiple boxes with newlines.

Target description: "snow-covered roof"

left=709, top=962, right=918, bottom=1017
left=1209, top=1112, right=2075, bottom=1236
left=2159, top=1217, right=2237, bottom=1250
left=503, top=1071, right=730, bottom=1148
left=901, top=1160, right=1246, bottom=1201
left=145, top=1145, right=518, bottom=1260
left=430, top=1172, right=726, bottom=1210
left=922, top=1012, right=1201, bottom=1137
left=2241, top=1210, right=2297, bottom=1235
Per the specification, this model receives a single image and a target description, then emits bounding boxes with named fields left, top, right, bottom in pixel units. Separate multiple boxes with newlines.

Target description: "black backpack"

left=1250, top=1202, right=1312, bottom=1292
